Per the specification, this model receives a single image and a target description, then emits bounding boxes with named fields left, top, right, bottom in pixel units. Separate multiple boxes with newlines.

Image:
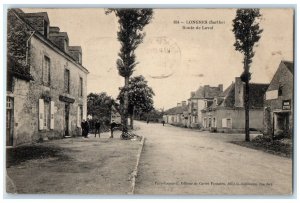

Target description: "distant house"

left=6, top=9, right=88, bottom=146
left=201, top=77, right=269, bottom=133
left=263, top=61, right=294, bottom=138
left=187, top=84, right=223, bottom=128
left=163, top=101, right=188, bottom=127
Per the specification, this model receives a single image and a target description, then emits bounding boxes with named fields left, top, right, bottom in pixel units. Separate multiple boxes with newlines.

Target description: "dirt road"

left=134, top=121, right=292, bottom=195
left=6, top=131, right=141, bottom=194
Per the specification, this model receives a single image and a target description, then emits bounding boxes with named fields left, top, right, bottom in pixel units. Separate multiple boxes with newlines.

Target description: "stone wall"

left=12, top=35, right=87, bottom=145
left=202, top=108, right=264, bottom=133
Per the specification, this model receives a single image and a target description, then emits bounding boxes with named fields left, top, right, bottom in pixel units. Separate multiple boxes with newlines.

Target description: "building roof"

left=220, top=83, right=234, bottom=97
left=164, top=105, right=188, bottom=115
left=202, top=81, right=269, bottom=112
left=221, top=82, right=269, bottom=109
left=190, top=85, right=223, bottom=99
left=9, top=9, right=89, bottom=74
left=282, top=60, right=294, bottom=75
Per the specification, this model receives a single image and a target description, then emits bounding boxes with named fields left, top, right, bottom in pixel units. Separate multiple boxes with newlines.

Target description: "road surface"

left=134, top=121, right=292, bottom=195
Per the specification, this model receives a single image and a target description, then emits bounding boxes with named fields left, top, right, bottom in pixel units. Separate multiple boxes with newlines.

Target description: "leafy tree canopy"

left=106, top=9, right=153, bottom=77
left=232, top=8, right=263, bottom=81
left=87, top=92, right=118, bottom=123
left=118, top=75, right=155, bottom=114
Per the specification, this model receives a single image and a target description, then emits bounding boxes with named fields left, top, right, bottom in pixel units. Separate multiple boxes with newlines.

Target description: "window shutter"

left=77, top=106, right=81, bottom=127
left=39, top=99, right=44, bottom=130
left=222, top=118, right=227, bottom=128
left=50, top=101, right=55, bottom=129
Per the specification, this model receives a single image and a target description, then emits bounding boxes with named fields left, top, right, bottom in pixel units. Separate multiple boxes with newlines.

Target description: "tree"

left=118, top=75, right=155, bottom=129
left=87, top=92, right=118, bottom=126
left=106, top=9, right=153, bottom=137
left=232, top=9, right=263, bottom=141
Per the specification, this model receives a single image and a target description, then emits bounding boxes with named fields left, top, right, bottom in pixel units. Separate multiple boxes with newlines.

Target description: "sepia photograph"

left=4, top=6, right=294, bottom=196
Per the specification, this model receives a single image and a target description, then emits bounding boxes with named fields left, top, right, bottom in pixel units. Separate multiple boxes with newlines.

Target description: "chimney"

left=191, top=91, right=195, bottom=97
left=49, top=26, right=60, bottom=34
left=177, top=102, right=181, bottom=107
left=68, top=46, right=82, bottom=64
left=182, top=101, right=187, bottom=106
left=234, top=77, right=244, bottom=107
left=218, top=84, right=223, bottom=92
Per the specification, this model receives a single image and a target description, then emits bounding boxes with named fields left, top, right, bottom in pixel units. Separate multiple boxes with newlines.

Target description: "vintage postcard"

left=5, top=7, right=294, bottom=195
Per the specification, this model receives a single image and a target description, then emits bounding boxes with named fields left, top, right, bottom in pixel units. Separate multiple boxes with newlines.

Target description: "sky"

left=23, top=8, right=294, bottom=110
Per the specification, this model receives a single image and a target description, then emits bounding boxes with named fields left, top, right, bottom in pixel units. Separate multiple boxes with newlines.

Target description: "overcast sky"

left=23, top=8, right=294, bottom=109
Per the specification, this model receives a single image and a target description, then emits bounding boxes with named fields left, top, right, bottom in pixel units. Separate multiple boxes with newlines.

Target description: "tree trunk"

left=245, top=79, right=250, bottom=142
left=130, top=114, right=133, bottom=129
left=122, top=76, right=129, bottom=134
left=129, top=106, right=135, bottom=129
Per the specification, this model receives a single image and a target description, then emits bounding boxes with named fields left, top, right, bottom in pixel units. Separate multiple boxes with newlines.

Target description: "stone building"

left=163, top=101, right=188, bottom=127
left=201, top=77, right=268, bottom=133
left=6, top=9, right=89, bottom=146
left=187, top=84, right=223, bottom=128
left=263, top=61, right=294, bottom=138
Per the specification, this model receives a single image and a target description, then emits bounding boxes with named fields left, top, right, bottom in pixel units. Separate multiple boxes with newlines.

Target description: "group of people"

left=81, top=118, right=165, bottom=139
left=81, top=119, right=90, bottom=138
left=81, top=119, right=118, bottom=139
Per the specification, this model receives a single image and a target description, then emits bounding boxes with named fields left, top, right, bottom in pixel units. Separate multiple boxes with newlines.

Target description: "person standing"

left=110, top=121, right=117, bottom=138
left=162, top=120, right=165, bottom=126
left=85, top=119, right=90, bottom=138
left=81, top=119, right=86, bottom=138
left=95, top=119, right=101, bottom=138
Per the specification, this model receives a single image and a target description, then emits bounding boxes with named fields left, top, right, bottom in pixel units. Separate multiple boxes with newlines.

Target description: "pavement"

left=6, top=130, right=142, bottom=195
left=134, top=121, right=293, bottom=195
left=6, top=121, right=293, bottom=195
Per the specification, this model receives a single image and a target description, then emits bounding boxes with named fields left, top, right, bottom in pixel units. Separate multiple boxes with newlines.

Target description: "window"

left=64, top=69, right=70, bottom=93
left=278, top=85, right=283, bottom=96
left=64, top=39, right=68, bottom=52
left=79, top=77, right=83, bottom=97
left=78, top=53, right=82, bottom=64
left=44, top=20, right=49, bottom=38
left=43, top=56, right=50, bottom=86
left=203, top=117, right=207, bottom=128
left=44, top=101, right=50, bottom=129
left=7, top=97, right=13, bottom=109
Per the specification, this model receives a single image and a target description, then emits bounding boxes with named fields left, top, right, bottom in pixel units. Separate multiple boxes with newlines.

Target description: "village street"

left=134, top=121, right=292, bottom=195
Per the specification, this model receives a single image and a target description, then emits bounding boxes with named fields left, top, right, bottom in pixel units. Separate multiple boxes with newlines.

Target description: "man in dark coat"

left=110, top=121, right=117, bottom=138
left=81, top=119, right=86, bottom=138
left=81, top=119, right=89, bottom=138
left=95, top=119, right=101, bottom=138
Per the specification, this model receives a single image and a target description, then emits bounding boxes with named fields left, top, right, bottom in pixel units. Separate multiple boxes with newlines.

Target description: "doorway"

left=274, top=112, right=290, bottom=137
left=65, top=103, right=70, bottom=136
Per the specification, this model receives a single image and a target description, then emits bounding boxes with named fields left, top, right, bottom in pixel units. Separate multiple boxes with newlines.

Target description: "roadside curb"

left=128, top=136, right=145, bottom=195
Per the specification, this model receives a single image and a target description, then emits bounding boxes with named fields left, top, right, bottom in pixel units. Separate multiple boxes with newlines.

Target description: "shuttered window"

left=39, top=99, right=55, bottom=130
left=50, top=101, right=55, bottom=129
left=39, top=99, right=44, bottom=130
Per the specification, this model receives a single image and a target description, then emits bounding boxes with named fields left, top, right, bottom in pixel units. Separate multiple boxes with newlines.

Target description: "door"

left=65, top=103, right=70, bottom=136
left=6, top=97, right=13, bottom=146
left=274, top=112, right=290, bottom=137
